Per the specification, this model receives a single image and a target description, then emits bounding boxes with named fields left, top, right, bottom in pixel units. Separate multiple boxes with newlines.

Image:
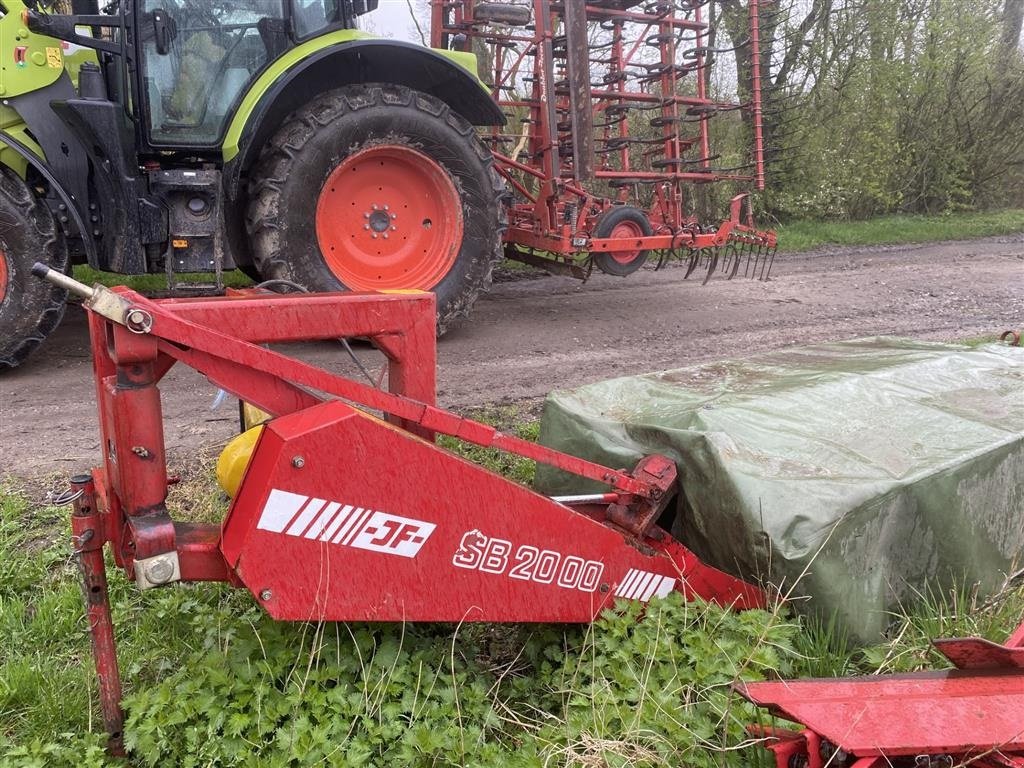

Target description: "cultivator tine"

left=702, top=246, right=720, bottom=285
left=762, top=246, right=777, bottom=280
left=744, top=243, right=759, bottom=278
left=743, top=242, right=778, bottom=281
left=671, top=237, right=777, bottom=284
left=683, top=247, right=703, bottom=279
left=725, top=241, right=744, bottom=280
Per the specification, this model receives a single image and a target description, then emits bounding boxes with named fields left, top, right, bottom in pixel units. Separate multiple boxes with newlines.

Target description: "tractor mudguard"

left=222, top=35, right=504, bottom=164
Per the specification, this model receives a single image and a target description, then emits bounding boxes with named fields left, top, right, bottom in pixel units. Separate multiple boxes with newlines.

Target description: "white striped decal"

left=339, top=508, right=374, bottom=545
left=304, top=502, right=341, bottom=539
left=615, top=568, right=643, bottom=598
left=286, top=498, right=326, bottom=536
left=613, top=568, right=677, bottom=603
left=255, top=490, right=436, bottom=559
left=256, top=489, right=308, bottom=532
left=318, top=504, right=354, bottom=542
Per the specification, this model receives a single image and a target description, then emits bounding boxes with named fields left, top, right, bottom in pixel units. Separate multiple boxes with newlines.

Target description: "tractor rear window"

left=292, top=0, right=340, bottom=38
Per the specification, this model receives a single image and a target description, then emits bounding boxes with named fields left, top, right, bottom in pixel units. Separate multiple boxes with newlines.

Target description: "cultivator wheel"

left=0, top=168, right=68, bottom=369
left=592, top=206, right=652, bottom=276
left=246, top=83, right=506, bottom=335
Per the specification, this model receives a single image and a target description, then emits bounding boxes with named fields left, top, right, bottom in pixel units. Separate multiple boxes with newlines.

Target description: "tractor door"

left=138, top=0, right=290, bottom=148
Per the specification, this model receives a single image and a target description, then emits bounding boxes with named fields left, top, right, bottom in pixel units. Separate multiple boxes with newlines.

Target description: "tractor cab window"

left=291, top=0, right=340, bottom=38
left=140, top=0, right=287, bottom=146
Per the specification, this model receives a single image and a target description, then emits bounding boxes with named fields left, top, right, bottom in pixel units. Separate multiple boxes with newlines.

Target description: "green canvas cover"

left=535, top=338, right=1024, bottom=642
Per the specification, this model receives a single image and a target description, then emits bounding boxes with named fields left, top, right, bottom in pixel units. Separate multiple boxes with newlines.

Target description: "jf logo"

left=257, top=489, right=437, bottom=558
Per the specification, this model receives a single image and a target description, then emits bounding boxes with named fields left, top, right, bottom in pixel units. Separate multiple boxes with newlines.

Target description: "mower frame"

left=54, top=276, right=765, bottom=754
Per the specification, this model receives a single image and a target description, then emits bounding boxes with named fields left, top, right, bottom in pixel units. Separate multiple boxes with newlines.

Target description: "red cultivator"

left=738, top=620, right=1024, bottom=767
left=34, top=265, right=763, bottom=754
left=431, top=0, right=777, bottom=281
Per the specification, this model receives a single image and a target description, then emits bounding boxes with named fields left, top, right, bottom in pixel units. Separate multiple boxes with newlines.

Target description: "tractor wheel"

left=0, top=169, right=68, bottom=370
left=246, top=84, right=505, bottom=335
left=592, top=206, right=652, bottom=277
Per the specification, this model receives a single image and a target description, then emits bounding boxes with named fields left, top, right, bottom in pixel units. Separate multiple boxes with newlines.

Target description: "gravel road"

left=2, top=235, right=1022, bottom=478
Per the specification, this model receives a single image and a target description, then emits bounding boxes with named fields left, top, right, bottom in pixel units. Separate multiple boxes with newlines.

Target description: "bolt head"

left=260, top=589, right=272, bottom=601
left=146, top=557, right=175, bottom=585
left=291, top=456, right=305, bottom=469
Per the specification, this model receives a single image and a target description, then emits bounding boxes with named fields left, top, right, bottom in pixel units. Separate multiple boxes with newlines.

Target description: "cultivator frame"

left=431, top=0, right=777, bottom=280
left=36, top=266, right=765, bottom=754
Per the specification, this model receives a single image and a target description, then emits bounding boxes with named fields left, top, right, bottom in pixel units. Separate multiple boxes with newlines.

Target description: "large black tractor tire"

left=246, top=84, right=506, bottom=335
left=0, top=169, right=68, bottom=370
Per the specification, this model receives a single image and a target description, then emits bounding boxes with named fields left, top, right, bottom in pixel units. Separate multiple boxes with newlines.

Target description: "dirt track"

left=2, top=235, right=1022, bottom=478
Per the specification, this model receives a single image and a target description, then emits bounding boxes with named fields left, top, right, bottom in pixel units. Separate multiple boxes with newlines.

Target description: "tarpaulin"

left=535, top=339, right=1024, bottom=642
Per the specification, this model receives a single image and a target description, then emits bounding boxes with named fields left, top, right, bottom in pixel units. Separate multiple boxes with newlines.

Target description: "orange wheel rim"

left=0, top=250, right=8, bottom=304
left=315, top=145, right=464, bottom=291
left=607, top=221, right=645, bottom=264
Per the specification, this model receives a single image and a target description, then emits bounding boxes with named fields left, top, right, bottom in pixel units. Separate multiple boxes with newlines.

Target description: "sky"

left=358, top=0, right=423, bottom=43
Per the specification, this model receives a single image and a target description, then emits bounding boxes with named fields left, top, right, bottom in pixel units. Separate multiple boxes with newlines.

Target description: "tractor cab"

left=137, top=0, right=372, bottom=147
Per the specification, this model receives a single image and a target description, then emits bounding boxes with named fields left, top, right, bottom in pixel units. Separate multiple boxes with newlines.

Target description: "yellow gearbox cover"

left=216, top=425, right=264, bottom=498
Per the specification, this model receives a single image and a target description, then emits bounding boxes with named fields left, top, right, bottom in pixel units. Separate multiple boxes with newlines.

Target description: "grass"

left=72, top=266, right=254, bottom=293
left=775, top=208, right=1024, bottom=252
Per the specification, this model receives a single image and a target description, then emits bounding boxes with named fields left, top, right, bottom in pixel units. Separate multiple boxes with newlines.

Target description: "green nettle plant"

left=121, top=593, right=797, bottom=767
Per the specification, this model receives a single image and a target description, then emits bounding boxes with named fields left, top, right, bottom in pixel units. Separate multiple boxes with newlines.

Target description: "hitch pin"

left=32, top=262, right=150, bottom=332
left=31, top=262, right=95, bottom=300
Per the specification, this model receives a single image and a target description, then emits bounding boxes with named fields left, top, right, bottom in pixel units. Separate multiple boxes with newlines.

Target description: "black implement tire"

left=592, top=206, right=652, bottom=277
left=475, top=3, right=532, bottom=25
left=246, top=84, right=505, bottom=336
left=0, top=169, right=68, bottom=370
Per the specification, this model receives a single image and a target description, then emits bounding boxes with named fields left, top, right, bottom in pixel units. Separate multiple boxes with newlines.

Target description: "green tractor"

left=0, top=0, right=506, bottom=368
